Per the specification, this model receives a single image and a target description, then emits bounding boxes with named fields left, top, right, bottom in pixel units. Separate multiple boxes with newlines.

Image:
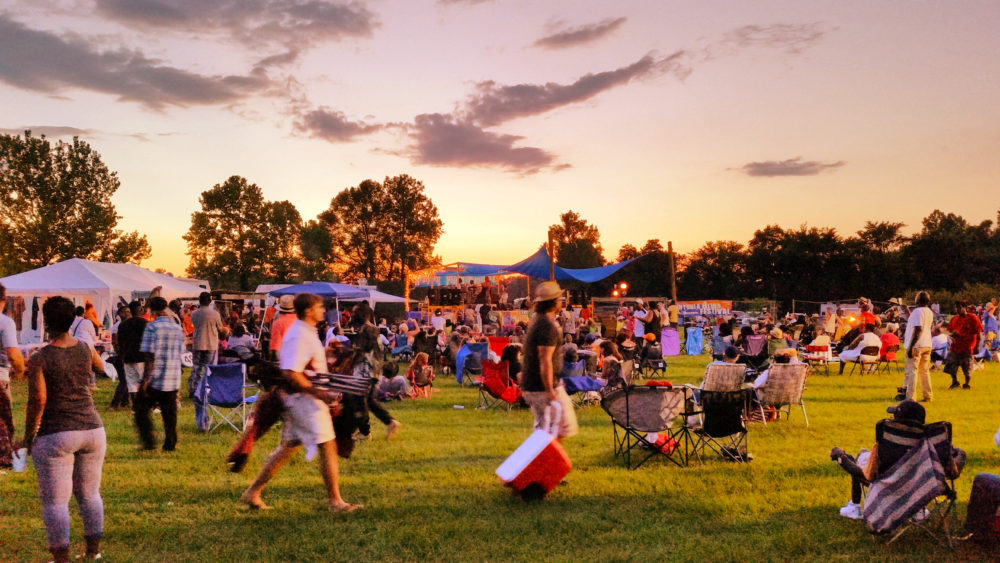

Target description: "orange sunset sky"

left=2, top=1, right=998, bottom=276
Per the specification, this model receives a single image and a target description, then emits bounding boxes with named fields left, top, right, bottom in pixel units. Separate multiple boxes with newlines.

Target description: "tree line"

left=3, top=131, right=998, bottom=304
left=602, top=214, right=1000, bottom=309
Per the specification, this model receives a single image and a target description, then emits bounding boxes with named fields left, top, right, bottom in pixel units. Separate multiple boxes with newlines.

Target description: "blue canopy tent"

left=416, top=245, right=639, bottom=287
left=268, top=282, right=370, bottom=322
left=269, top=282, right=368, bottom=299
left=506, top=246, right=638, bottom=283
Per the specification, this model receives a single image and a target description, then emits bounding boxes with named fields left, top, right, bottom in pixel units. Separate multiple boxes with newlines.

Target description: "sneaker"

left=352, top=431, right=370, bottom=441
left=914, top=508, right=930, bottom=522
left=962, top=383, right=971, bottom=389
left=839, top=500, right=863, bottom=520
left=386, top=420, right=402, bottom=441
left=949, top=382, right=960, bottom=389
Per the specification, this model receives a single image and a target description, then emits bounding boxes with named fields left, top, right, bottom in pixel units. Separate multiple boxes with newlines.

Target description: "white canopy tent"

left=0, top=258, right=207, bottom=343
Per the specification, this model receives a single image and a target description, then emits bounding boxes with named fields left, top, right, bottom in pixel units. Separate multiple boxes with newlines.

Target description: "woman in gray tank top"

left=16, top=296, right=106, bottom=562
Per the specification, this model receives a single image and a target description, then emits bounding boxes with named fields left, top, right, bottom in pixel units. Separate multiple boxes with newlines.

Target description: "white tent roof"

left=0, top=258, right=205, bottom=299
left=0, top=259, right=206, bottom=342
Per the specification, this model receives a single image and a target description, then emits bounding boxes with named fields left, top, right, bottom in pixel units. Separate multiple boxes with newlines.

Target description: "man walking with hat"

left=519, top=281, right=578, bottom=441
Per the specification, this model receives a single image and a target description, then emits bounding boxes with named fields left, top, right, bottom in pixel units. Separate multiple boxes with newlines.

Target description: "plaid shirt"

left=140, top=316, right=186, bottom=392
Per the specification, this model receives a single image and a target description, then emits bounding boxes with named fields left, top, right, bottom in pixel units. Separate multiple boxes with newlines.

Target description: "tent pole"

left=547, top=230, right=555, bottom=281
left=668, top=240, right=677, bottom=303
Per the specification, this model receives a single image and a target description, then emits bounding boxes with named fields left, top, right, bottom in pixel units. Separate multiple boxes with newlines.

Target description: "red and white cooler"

left=496, top=401, right=572, bottom=498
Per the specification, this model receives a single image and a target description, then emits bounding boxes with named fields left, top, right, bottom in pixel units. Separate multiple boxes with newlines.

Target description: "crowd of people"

left=4, top=277, right=1000, bottom=560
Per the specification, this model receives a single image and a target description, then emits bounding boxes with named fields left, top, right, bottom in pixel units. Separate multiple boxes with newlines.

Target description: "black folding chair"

left=692, top=389, right=752, bottom=463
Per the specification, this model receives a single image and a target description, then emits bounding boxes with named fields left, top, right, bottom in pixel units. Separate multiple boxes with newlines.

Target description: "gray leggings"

left=32, top=427, right=107, bottom=549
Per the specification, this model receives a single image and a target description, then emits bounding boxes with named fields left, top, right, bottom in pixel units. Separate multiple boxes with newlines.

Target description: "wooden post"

left=668, top=240, right=677, bottom=303
left=547, top=230, right=556, bottom=281
left=403, top=268, right=410, bottom=313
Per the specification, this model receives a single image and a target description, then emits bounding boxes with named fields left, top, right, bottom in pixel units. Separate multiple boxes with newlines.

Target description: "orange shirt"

left=269, top=313, right=297, bottom=352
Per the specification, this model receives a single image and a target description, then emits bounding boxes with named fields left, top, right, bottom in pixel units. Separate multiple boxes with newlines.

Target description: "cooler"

left=496, top=430, right=572, bottom=496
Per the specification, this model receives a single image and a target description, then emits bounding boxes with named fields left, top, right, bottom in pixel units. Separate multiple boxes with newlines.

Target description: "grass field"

left=3, top=355, right=999, bottom=562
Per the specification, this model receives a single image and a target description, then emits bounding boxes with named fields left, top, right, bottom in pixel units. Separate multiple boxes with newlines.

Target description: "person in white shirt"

left=837, top=323, right=882, bottom=374
left=1, top=283, right=27, bottom=468
left=633, top=302, right=647, bottom=339
left=902, top=291, right=935, bottom=402
left=227, top=324, right=256, bottom=349
left=240, top=293, right=360, bottom=513
left=69, top=307, right=97, bottom=346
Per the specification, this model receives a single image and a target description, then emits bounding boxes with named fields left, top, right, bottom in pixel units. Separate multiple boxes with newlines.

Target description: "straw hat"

left=278, top=294, right=295, bottom=312
left=769, top=327, right=783, bottom=338
left=533, top=281, right=564, bottom=302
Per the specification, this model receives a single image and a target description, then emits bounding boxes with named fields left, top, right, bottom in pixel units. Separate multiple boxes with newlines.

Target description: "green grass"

left=3, top=356, right=999, bottom=562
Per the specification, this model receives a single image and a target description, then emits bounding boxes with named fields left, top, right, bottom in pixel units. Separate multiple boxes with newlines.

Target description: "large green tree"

left=318, top=175, right=442, bottom=283
left=184, top=176, right=305, bottom=290
left=549, top=210, right=605, bottom=268
left=0, top=132, right=151, bottom=275
left=298, top=219, right=337, bottom=281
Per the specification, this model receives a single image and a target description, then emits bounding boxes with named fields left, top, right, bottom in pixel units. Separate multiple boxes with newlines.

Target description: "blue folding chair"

left=195, top=363, right=257, bottom=433
left=686, top=327, right=704, bottom=356
left=456, top=342, right=489, bottom=386
left=563, top=375, right=605, bottom=407
left=559, top=359, right=586, bottom=379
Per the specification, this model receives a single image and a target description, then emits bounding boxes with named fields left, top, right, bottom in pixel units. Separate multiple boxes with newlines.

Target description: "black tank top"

left=36, top=342, right=103, bottom=437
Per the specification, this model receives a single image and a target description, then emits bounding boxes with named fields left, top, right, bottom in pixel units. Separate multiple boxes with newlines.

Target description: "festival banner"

left=677, top=300, right=732, bottom=317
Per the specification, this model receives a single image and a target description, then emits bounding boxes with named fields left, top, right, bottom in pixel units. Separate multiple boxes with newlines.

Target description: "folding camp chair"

left=477, top=360, right=521, bottom=411
left=756, top=363, right=809, bottom=427
left=861, top=419, right=963, bottom=547
left=197, top=363, right=257, bottom=433
left=600, top=385, right=695, bottom=469
left=877, top=344, right=901, bottom=373
left=701, top=363, right=747, bottom=392
left=639, top=344, right=666, bottom=378
left=487, top=336, right=510, bottom=359
left=692, top=388, right=752, bottom=463
left=685, top=326, right=704, bottom=356
left=455, top=342, right=488, bottom=386
left=803, top=345, right=831, bottom=375
left=559, top=359, right=586, bottom=379
left=744, top=334, right=767, bottom=357
left=563, top=375, right=605, bottom=407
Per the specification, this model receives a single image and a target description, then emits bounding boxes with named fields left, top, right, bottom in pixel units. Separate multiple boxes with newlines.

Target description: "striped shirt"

left=140, top=316, right=186, bottom=391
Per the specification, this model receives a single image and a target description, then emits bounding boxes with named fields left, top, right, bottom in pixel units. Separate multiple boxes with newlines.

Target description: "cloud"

left=714, top=23, right=827, bottom=56
left=0, top=15, right=271, bottom=109
left=295, top=107, right=381, bottom=142
left=461, top=52, right=689, bottom=126
left=408, top=113, right=559, bottom=173
left=739, top=158, right=845, bottom=177
left=0, top=126, right=95, bottom=138
left=533, top=17, right=626, bottom=49
left=94, top=0, right=377, bottom=52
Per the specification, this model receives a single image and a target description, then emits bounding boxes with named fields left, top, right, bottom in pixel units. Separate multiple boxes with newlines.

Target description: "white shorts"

left=124, top=363, right=145, bottom=393
left=281, top=392, right=335, bottom=451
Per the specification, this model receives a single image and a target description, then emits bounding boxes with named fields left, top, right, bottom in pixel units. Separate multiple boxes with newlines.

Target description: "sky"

left=2, top=0, right=999, bottom=277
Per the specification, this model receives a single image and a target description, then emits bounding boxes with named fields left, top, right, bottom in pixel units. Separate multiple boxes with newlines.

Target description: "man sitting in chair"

left=837, top=323, right=881, bottom=374
left=829, top=400, right=966, bottom=520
